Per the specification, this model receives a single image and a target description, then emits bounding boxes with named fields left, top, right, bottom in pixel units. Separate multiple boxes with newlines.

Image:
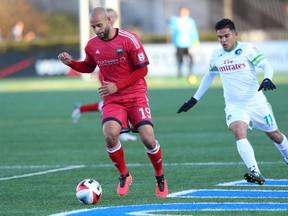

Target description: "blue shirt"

left=169, top=16, right=199, bottom=48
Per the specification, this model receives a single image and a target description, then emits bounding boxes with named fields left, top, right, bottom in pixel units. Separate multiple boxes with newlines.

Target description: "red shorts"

left=101, top=94, right=153, bottom=133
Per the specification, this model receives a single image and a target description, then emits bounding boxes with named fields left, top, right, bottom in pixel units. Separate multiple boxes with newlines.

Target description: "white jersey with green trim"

left=209, top=41, right=267, bottom=107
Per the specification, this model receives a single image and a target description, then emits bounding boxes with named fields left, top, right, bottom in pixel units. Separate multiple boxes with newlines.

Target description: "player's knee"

left=230, top=122, right=247, bottom=139
left=103, top=131, right=119, bottom=146
left=142, top=138, right=158, bottom=150
left=266, top=130, right=284, bottom=144
left=231, top=128, right=246, bottom=140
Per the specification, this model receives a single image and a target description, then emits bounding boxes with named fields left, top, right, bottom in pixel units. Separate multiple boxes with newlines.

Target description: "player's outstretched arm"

left=177, top=97, right=197, bottom=113
left=58, top=52, right=95, bottom=73
left=258, top=78, right=276, bottom=91
left=177, top=71, right=216, bottom=114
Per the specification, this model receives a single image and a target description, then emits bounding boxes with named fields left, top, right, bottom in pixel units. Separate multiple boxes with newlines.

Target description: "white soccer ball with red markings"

left=76, top=179, right=102, bottom=204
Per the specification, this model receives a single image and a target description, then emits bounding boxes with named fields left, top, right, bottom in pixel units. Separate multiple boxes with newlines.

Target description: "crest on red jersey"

left=116, top=48, right=124, bottom=57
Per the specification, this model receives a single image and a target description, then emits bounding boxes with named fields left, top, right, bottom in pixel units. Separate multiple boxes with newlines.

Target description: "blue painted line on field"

left=50, top=180, right=288, bottom=216
left=55, top=203, right=288, bottom=215
left=218, top=179, right=288, bottom=187
left=168, top=189, right=288, bottom=198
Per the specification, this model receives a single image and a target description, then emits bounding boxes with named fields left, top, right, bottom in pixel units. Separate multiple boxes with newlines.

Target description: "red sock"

left=107, top=143, right=128, bottom=175
left=146, top=142, right=163, bottom=177
left=80, top=103, right=99, bottom=113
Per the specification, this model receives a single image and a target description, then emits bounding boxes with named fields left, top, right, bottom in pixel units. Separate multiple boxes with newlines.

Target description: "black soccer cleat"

left=244, top=171, right=265, bottom=185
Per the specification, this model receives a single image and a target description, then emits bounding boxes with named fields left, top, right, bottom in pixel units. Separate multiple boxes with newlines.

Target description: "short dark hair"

left=215, top=19, right=236, bottom=31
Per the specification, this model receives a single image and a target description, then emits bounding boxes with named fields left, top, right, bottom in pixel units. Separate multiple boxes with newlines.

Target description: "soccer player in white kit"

left=177, top=18, right=288, bottom=185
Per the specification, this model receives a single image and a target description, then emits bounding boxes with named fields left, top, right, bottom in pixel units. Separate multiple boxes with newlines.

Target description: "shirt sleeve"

left=127, top=33, right=149, bottom=68
left=116, top=66, right=148, bottom=90
left=259, top=60, right=274, bottom=80
left=246, top=43, right=273, bottom=80
left=70, top=60, right=95, bottom=73
left=193, top=50, right=218, bottom=100
left=193, top=72, right=217, bottom=100
left=133, top=49, right=149, bottom=68
left=247, top=43, right=266, bottom=67
left=83, top=42, right=97, bottom=68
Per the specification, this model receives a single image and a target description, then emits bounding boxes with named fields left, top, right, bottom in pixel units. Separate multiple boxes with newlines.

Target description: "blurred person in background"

left=0, top=27, right=3, bottom=42
left=58, top=7, right=168, bottom=197
left=24, top=31, right=36, bottom=42
left=11, top=21, right=24, bottom=42
left=177, top=18, right=288, bottom=185
left=169, top=7, right=199, bottom=84
left=72, top=8, right=137, bottom=142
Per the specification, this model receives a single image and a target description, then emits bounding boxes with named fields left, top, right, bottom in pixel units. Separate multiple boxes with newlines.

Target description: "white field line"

left=0, top=165, right=70, bottom=169
left=0, top=161, right=283, bottom=181
left=0, top=161, right=283, bottom=169
left=0, top=165, right=84, bottom=181
left=0, top=162, right=235, bottom=170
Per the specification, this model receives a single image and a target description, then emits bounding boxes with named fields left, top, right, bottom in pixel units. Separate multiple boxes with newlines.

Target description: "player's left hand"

left=98, top=81, right=118, bottom=97
left=258, top=78, right=276, bottom=91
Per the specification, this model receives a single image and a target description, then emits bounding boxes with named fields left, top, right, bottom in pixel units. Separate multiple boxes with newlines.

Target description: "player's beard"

left=97, top=26, right=110, bottom=40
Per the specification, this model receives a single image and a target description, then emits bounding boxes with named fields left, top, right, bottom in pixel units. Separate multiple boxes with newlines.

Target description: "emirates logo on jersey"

left=218, top=60, right=246, bottom=72
left=116, top=48, right=124, bottom=57
left=218, top=63, right=246, bottom=72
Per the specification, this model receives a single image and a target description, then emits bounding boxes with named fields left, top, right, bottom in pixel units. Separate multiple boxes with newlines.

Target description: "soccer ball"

left=76, top=179, right=102, bottom=204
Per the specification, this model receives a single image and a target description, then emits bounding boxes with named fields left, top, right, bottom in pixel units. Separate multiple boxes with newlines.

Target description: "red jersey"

left=84, top=28, right=149, bottom=101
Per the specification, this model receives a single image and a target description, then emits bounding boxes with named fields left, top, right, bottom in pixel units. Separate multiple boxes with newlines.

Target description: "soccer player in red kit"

left=71, top=8, right=137, bottom=142
left=58, top=7, right=168, bottom=197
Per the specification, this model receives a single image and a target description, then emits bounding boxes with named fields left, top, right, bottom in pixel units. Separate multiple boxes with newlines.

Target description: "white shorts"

left=225, top=102, right=278, bottom=132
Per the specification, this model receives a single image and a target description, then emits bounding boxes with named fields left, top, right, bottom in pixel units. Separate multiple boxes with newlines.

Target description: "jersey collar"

left=226, top=41, right=239, bottom=53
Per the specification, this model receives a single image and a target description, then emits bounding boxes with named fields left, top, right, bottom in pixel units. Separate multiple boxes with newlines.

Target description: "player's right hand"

left=98, top=81, right=118, bottom=97
left=177, top=97, right=197, bottom=113
left=57, top=52, right=72, bottom=65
